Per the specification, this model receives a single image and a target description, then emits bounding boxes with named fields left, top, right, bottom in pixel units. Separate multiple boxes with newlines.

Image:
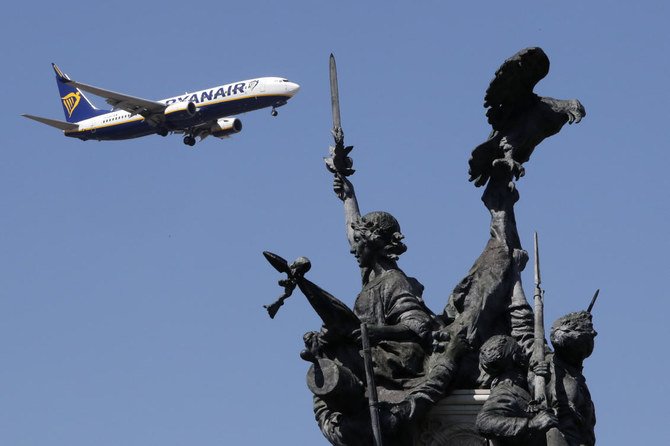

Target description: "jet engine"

left=164, top=101, right=197, bottom=122
left=211, top=118, right=243, bottom=138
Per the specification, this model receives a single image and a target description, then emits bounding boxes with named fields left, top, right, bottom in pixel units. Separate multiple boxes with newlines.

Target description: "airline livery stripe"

left=64, top=116, right=144, bottom=133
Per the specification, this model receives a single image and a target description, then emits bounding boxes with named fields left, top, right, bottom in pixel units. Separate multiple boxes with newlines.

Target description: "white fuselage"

left=68, top=77, right=299, bottom=141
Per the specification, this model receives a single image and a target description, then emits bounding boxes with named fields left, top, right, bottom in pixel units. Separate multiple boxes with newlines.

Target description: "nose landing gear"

left=271, top=107, right=278, bottom=117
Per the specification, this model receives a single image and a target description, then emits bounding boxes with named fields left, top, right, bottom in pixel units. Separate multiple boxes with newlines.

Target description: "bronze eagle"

left=468, top=47, right=586, bottom=187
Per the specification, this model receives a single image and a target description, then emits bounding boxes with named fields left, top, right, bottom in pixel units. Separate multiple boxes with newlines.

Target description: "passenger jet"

left=23, top=64, right=300, bottom=146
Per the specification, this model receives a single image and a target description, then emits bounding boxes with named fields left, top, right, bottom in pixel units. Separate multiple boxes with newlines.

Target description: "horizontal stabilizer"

left=22, top=114, right=79, bottom=131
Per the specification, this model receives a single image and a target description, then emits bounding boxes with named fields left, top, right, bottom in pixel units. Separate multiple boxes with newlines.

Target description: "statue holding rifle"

left=475, top=235, right=598, bottom=446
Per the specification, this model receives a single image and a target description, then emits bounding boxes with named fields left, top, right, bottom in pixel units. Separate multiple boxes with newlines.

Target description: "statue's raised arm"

left=332, top=170, right=360, bottom=247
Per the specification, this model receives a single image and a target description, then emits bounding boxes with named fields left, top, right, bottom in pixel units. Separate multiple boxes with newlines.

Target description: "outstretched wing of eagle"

left=468, top=47, right=586, bottom=187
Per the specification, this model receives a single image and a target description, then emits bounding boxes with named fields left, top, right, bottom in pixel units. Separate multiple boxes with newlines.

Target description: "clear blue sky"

left=2, top=1, right=668, bottom=444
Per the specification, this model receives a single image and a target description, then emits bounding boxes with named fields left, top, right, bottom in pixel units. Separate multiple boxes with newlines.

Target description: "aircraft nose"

left=286, top=82, right=300, bottom=96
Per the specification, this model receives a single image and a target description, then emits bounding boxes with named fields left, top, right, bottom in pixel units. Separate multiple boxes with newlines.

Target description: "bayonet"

left=587, top=289, right=600, bottom=313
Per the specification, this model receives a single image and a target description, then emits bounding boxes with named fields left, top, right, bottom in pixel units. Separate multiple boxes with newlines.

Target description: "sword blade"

left=330, top=53, right=341, bottom=131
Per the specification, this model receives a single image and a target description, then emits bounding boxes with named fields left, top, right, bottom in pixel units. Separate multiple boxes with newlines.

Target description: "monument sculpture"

left=264, top=47, right=597, bottom=446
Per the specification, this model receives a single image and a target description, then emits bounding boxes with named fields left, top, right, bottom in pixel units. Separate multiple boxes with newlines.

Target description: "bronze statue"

left=264, top=48, right=595, bottom=446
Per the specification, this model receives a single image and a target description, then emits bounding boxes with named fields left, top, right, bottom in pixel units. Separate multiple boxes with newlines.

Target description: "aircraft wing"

left=64, top=79, right=166, bottom=116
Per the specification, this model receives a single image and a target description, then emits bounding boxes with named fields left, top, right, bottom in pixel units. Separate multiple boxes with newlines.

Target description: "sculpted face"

left=573, top=321, right=597, bottom=359
left=551, top=313, right=597, bottom=364
left=350, top=230, right=376, bottom=268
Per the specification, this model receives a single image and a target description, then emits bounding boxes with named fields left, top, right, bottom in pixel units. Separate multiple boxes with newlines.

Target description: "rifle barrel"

left=533, top=232, right=547, bottom=402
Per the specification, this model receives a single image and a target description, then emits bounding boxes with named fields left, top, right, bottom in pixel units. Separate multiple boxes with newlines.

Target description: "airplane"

left=22, top=64, right=300, bottom=146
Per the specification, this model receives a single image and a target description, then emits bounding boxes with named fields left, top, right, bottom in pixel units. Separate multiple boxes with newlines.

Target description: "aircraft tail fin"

left=52, top=63, right=107, bottom=122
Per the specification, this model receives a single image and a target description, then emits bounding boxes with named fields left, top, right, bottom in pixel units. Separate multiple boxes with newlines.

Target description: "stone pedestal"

left=414, top=389, right=490, bottom=446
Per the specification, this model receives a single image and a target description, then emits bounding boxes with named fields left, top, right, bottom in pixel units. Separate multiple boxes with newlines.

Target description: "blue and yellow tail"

left=53, top=63, right=107, bottom=123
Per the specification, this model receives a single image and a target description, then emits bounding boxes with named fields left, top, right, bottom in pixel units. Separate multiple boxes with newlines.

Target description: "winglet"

left=52, top=63, right=71, bottom=82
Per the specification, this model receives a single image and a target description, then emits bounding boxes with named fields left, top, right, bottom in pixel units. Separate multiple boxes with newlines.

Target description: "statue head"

left=349, top=211, right=407, bottom=267
left=550, top=311, right=597, bottom=366
left=479, top=335, right=527, bottom=378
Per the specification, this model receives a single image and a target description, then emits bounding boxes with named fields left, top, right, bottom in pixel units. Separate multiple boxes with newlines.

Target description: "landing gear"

left=157, top=128, right=168, bottom=137
left=183, top=135, right=196, bottom=146
left=271, top=107, right=278, bottom=117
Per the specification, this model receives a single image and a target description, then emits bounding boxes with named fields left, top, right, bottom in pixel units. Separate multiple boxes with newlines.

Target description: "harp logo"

left=61, top=92, right=81, bottom=118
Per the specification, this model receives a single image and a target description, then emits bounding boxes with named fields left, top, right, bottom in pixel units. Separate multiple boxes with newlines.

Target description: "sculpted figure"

left=264, top=48, right=592, bottom=446
left=293, top=175, right=467, bottom=446
left=476, top=335, right=558, bottom=446
left=442, top=164, right=537, bottom=389
left=262, top=162, right=468, bottom=445
left=543, top=312, right=597, bottom=446
left=443, top=46, right=585, bottom=388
